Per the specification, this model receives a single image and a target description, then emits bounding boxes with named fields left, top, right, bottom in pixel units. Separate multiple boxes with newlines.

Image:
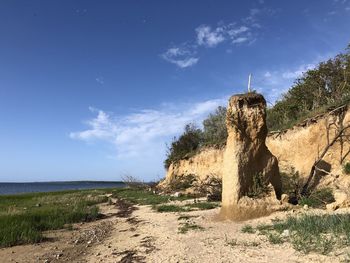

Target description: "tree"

left=202, top=106, right=227, bottom=147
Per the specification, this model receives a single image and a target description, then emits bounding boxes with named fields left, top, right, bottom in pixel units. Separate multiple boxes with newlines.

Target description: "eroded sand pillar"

left=220, top=93, right=282, bottom=220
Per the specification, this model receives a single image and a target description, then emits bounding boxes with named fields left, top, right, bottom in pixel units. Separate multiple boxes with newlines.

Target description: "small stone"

left=281, top=229, right=290, bottom=237
left=303, top=204, right=309, bottom=210
left=280, top=194, right=289, bottom=204
left=55, top=253, right=63, bottom=259
left=35, top=203, right=41, bottom=207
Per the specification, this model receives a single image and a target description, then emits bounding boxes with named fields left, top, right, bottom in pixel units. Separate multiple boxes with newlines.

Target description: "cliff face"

left=161, top=147, right=224, bottom=185
left=163, top=105, right=350, bottom=186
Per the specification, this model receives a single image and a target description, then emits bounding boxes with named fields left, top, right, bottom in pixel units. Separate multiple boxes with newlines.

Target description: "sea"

left=0, top=181, right=125, bottom=195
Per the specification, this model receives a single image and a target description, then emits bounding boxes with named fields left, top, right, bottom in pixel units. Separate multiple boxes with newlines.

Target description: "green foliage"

left=241, top=224, right=255, bottom=234
left=164, top=123, right=203, bottom=168
left=247, top=172, right=270, bottom=198
left=343, top=162, right=350, bottom=174
left=267, top=45, right=350, bottom=131
left=164, top=107, right=227, bottom=168
left=202, top=106, right=227, bottom=147
left=0, top=190, right=108, bottom=247
left=299, top=188, right=335, bottom=208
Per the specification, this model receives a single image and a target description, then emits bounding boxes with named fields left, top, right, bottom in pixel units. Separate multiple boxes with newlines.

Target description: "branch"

left=301, top=124, right=350, bottom=195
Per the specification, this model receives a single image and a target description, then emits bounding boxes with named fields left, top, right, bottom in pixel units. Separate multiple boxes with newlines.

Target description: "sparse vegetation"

left=153, top=201, right=219, bottom=213
left=280, top=168, right=303, bottom=204
left=168, top=174, right=197, bottom=192
left=241, top=224, right=255, bottom=234
left=0, top=189, right=109, bottom=248
left=111, top=188, right=189, bottom=205
left=186, top=202, right=219, bottom=210
left=254, top=213, right=350, bottom=254
left=153, top=204, right=188, bottom=213
left=247, top=172, right=270, bottom=198
left=299, top=188, right=335, bottom=209
left=178, top=222, right=204, bottom=234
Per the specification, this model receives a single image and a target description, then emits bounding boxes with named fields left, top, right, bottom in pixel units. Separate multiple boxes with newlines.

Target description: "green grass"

left=178, top=222, right=204, bottom=234
left=0, top=189, right=111, bottom=248
left=241, top=224, right=255, bottom=234
left=111, top=188, right=190, bottom=205
left=186, top=202, right=219, bottom=210
left=255, top=213, right=350, bottom=254
left=153, top=201, right=219, bottom=213
left=154, top=204, right=188, bottom=213
left=299, top=188, right=335, bottom=209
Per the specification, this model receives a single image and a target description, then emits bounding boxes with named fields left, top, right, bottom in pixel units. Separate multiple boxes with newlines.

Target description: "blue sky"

left=0, top=0, right=349, bottom=182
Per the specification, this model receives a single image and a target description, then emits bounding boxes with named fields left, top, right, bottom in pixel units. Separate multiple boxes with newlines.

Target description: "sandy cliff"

left=163, top=105, right=350, bottom=186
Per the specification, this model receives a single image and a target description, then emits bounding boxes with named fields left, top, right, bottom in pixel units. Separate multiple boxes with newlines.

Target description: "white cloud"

left=196, top=25, right=226, bottom=47
left=232, top=37, right=249, bottom=44
left=95, top=77, right=104, bottom=84
left=227, top=26, right=249, bottom=37
left=70, top=98, right=226, bottom=158
left=281, top=64, right=316, bottom=79
left=161, top=46, right=199, bottom=68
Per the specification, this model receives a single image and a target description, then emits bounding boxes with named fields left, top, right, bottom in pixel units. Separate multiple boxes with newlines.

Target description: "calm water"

left=0, top=181, right=125, bottom=195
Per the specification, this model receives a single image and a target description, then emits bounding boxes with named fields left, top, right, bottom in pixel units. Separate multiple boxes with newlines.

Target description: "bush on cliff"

left=164, top=107, right=228, bottom=168
left=267, top=44, right=350, bottom=131
left=202, top=106, right=228, bottom=147
left=164, top=123, right=203, bottom=169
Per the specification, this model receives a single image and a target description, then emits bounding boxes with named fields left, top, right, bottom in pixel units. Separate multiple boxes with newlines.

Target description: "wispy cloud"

left=95, top=77, right=104, bottom=84
left=161, top=8, right=271, bottom=68
left=196, top=25, right=226, bottom=47
left=70, top=98, right=226, bottom=158
left=161, top=46, right=199, bottom=68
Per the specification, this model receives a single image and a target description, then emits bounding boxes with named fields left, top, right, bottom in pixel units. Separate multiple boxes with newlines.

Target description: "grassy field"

left=0, top=189, right=111, bottom=247
left=0, top=187, right=198, bottom=248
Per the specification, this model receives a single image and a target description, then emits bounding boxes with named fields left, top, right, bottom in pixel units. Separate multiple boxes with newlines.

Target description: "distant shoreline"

left=0, top=181, right=126, bottom=195
left=0, top=180, right=124, bottom=184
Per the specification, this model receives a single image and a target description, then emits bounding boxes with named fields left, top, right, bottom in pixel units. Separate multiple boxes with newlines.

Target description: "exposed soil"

left=1, top=199, right=350, bottom=263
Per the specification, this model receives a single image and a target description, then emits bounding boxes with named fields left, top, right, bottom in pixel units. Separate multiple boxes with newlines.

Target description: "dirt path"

left=1, top=199, right=348, bottom=263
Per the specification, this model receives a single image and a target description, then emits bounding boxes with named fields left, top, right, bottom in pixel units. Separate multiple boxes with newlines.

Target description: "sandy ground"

left=0, top=199, right=348, bottom=263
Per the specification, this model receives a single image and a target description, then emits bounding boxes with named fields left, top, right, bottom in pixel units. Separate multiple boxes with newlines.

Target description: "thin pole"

left=248, top=73, right=252, bottom=93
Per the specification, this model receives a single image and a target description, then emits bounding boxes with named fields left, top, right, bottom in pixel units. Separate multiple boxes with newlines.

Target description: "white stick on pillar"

left=248, top=73, right=252, bottom=93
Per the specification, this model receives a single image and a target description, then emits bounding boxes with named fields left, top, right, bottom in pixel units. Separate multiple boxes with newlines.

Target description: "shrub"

left=193, top=175, right=222, bottom=201
left=280, top=168, right=304, bottom=204
left=299, top=188, right=335, bottom=208
left=164, top=123, right=203, bottom=169
left=247, top=172, right=270, bottom=198
left=169, top=174, right=197, bottom=191
left=266, top=44, right=350, bottom=131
